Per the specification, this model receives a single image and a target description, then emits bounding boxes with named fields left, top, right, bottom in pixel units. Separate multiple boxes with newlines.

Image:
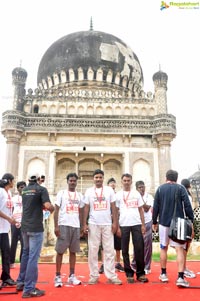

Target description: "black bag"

left=168, top=217, right=192, bottom=244
left=168, top=185, right=193, bottom=244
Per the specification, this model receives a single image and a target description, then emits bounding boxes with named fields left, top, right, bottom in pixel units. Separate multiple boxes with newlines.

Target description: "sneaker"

left=88, top=277, right=98, bottom=285
left=22, top=289, right=45, bottom=298
left=16, top=282, right=24, bottom=291
left=108, top=277, right=122, bottom=285
left=159, top=273, right=169, bottom=282
left=99, top=264, right=104, bottom=274
left=54, top=275, right=63, bottom=288
left=145, top=269, right=151, bottom=275
left=115, top=263, right=124, bottom=272
left=127, top=277, right=134, bottom=284
left=68, top=274, right=81, bottom=285
left=2, top=278, right=16, bottom=286
left=10, top=263, right=15, bottom=269
left=176, top=277, right=189, bottom=287
left=184, top=268, right=196, bottom=278
left=137, top=275, right=149, bottom=283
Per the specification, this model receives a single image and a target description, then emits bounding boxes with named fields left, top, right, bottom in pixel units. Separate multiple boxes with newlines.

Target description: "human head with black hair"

left=107, top=177, right=116, bottom=191
left=181, top=178, right=191, bottom=196
left=66, top=172, right=78, bottom=191
left=37, top=175, right=45, bottom=185
left=136, top=180, right=145, bottom=196
left=17, top=181, right=26, bottom=189
left=166, top=169, right=178, bottom=182
left=0, top=173, right=15, bottom=189
left=16, top=181, right=26, bottom=195
left=66, top=173, right=78, bottom=181
left=121, top=173, right=132, bottom=180
left=93, top=169, right=104, bottom=177
left=121, top=173, right=132, bottom=191
left=107, top=177, right=116, bottom=185
left=181, top=179, right=191, bottom=189
left=93, top=169, right=104, bottom=188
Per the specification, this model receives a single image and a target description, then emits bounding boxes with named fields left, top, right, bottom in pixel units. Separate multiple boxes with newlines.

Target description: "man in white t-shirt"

left=10, top=181, right=26, bottom=268
left=131, top=181, right=154, bottom=274
left=54, top=173, right=84, bottom=287
left=115, top=173, right=148, bottom=283
left=83, top=169, right=122, bottom=285
left=0, top=173, right=16, bottom=286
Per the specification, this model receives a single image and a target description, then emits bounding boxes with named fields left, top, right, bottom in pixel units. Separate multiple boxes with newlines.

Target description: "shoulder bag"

left=168, top=185, right=193, bottom=244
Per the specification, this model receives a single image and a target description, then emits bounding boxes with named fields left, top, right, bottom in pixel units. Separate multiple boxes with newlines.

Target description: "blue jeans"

left=17, top=232, right=43, bottom=293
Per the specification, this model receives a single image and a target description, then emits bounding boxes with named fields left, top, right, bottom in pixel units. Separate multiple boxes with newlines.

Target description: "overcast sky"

left=0, top=0, right=199, bottom=182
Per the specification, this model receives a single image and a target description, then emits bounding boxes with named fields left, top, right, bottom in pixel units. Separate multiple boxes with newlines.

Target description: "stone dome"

left=153, top=70, right=168, bottom=82
left=12, top=67, right=28, bottom=79
left=37, top=30, right=143, bottom=91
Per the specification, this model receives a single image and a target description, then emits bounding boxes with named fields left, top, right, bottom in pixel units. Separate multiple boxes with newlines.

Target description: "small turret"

left=153, top=69, right=168, bottom=114
left=153, top=70, right=168, bottom=89
left=12, top=66, right=28, bottom=111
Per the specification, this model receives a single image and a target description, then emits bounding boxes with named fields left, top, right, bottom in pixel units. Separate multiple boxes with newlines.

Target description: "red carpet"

left=2, top=262, right=200, bottom=300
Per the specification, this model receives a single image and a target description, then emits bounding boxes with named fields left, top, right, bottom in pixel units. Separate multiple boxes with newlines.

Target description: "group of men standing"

left=0, top=167, right=195, bottom=298
left=54, top=169, right=153, bottom=286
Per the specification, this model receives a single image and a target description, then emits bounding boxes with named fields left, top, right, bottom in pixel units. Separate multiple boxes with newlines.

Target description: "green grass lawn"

left=152, top=252, right=200, bottom=261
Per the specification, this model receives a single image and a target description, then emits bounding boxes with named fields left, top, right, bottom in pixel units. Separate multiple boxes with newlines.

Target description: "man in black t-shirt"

left=16, top=173, right=54, bottom=298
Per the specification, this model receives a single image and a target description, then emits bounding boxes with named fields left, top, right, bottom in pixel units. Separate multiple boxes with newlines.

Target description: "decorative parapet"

left=1, top=110, right=176, bottom=136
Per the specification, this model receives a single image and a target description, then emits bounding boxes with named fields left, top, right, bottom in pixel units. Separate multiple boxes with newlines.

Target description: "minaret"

left=153, top=69, right=174, bottom=183
left=153, top=68, right=168, bottom=114
left=12, top=66, right=28, bottom=111
left=1, top=66, right=27, bottom=177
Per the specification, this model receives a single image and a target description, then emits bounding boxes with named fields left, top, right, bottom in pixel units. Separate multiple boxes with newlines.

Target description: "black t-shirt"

left=21, top=182, right=50, bottom=232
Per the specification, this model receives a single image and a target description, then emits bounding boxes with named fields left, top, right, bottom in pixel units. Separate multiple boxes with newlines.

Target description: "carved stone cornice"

left=1, top=110, right=176, bottom=137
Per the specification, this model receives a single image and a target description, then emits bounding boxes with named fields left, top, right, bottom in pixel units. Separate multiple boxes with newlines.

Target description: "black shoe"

left=22, top=289, right=45, bottom=298
left=16, top=283, right=24, bottom=291
left=99, top=264, right=104, bottom=274
left=115, top=263, right=124, bottom=272
left=127, top=277, right=134, bottom=284
left=2, top=279, right=16, bottom=286
left=137, top=275, right=149, bottom=283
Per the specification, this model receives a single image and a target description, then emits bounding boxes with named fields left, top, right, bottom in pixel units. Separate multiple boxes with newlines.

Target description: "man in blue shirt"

left=153, top=169, right=194, bottom=287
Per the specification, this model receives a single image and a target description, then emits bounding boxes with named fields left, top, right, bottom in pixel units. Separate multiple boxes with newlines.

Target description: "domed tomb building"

left=1, top=29, right=176, bottom=194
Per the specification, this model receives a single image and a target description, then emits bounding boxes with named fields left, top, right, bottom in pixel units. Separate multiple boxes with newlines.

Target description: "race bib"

left=126, top=198, right=139, bottom=208
left=66, top=203, right=79, bottom=214
left=93, top=200, right=108, bottom=211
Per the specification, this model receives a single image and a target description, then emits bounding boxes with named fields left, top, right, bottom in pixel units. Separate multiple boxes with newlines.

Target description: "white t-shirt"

left=116, top=189, right=143, bottom=227
left=141, top=192, right=154, bottom=224
left=12, top=194, right=22, bottom=223
left=55, top=190, right=84, bottom=228
left=0, top=188, right=13, bottom=233
left=84, top=185, right=115, bottom=225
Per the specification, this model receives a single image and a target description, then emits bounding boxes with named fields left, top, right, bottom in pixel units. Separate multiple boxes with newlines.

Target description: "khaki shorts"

left=55, top=225, right=80, bottom=254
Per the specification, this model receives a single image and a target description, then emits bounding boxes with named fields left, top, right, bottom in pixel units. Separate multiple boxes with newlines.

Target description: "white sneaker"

left=54, top=275, right=63, bottom=287
left=108, top=277, right=122, bottom=285
left=159, top=273, right=169, bottom=282
left=145, top=269, right=151, bottom=275
left=184, top=268, right=196, bottom=278
left=68, top=274, right=81, bottom=285
left=88, top=277, right=98, bottom=285
left=176, top=277, right=189, bottom=287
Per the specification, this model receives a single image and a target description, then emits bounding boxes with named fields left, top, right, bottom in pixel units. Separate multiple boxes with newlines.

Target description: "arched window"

left=33, top=105, right=39, bottom=113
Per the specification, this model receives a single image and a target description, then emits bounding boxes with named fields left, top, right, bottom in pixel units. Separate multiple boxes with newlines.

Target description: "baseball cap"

left=28, top=172, right=40, bottom=181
